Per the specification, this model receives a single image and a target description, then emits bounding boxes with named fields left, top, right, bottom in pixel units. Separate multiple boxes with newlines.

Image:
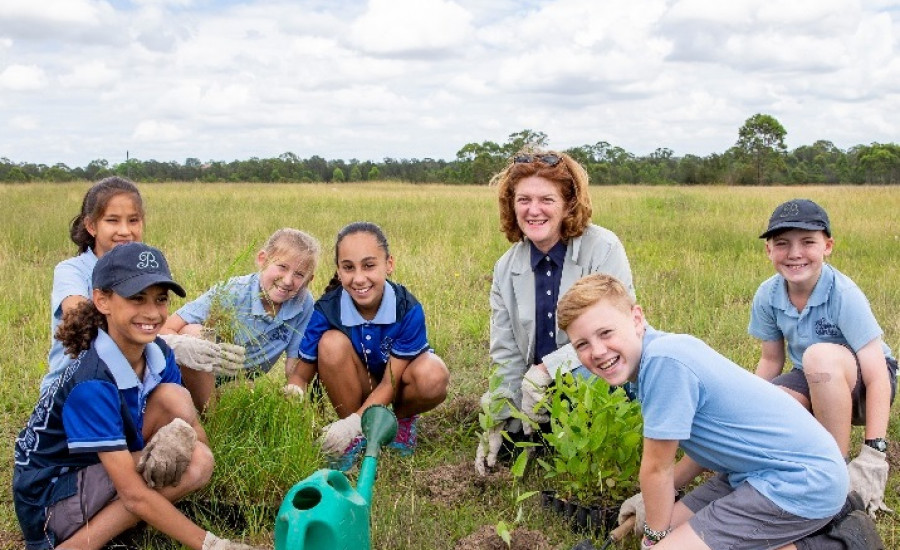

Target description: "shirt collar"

left=340, top=282, right=397, bottom=326
left=94, top=329, right=167, bottom=389
left=773, top=264, right=835, bottom=311
left=529, top=240, right=567, bottom=271
left=249, top=272, right=305, bottom=320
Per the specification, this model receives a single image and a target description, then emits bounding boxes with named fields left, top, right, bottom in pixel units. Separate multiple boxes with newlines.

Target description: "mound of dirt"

left=416, top=460, right=511, bottom=507
left=455, top=524, right=554, bottom=550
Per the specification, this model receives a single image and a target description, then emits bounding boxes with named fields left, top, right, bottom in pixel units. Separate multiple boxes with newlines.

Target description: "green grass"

left=1, top=183, right=899, bottom=549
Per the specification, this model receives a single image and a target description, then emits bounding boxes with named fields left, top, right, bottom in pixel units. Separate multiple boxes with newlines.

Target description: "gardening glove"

left=474, top=418, right=521, bottom=476
left=203, top=532, right=268, bottom=550
left=136, top=418, right=197, bottom=488
left=520, top=364, right=551, bottom=435
left=282, top=383, right=305, bottom=400
left=617, top=492, right=645, bottom=536
left=319, top=413, right=362, bottom=455
left=848, top=444, right=893, bottom=518
left=160, top=334, right=245, bottom=376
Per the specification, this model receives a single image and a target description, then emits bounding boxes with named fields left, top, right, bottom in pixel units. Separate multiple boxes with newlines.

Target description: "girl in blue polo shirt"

left=294, top=221, right=450, bottom=470
left=163, top=228, right=320, bottom=411
left=14, top=242, right=261, bottom=550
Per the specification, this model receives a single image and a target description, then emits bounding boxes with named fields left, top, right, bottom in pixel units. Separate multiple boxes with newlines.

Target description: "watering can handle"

left=610, top=516, right=635, bottom=542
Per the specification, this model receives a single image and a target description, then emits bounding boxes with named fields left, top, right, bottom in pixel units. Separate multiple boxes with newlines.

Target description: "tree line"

left=2, top=116, right=898, bottom=185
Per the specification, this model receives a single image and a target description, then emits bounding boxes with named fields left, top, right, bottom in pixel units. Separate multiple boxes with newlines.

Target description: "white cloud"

left=0, top=64, right=47, bottom=90
left=59, top=61, right=119, bottom=89
left=132, top=119, right=187, bottom=142
left=9, top=115, right=38, bottom=130
left=347, top=0, right=474, bottom=57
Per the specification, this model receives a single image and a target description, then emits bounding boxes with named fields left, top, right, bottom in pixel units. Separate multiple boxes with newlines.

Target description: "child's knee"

left=803, top=344, right=854, bottom=372
left=318, top=330, right=353, bottom=359
left=416, top=355, right=450, bottom=400
left=180, top=443, right=214, bottom=493
left=145, top=384, right=200, bottom=436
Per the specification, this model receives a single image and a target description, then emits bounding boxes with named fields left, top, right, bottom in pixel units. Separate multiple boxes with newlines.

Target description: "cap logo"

left=137, top=251, right=160, bottom=270
left=778, top=201, right=800, bottom=218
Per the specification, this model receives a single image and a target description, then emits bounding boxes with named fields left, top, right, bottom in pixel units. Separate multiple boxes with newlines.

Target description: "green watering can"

left=274, top=405, right=398, bottom=550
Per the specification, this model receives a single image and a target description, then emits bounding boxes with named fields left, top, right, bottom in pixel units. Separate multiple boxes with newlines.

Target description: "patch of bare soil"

left=416, top=460, right=511, bottom=507
left=455, top=524, right=554, bottom=550
left=887, top=440, right=899, bottom=472
left=0, top=529, right=23, bottom=550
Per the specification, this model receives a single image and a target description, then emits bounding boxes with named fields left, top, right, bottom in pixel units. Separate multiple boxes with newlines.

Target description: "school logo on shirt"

left=137, top=251, right=159, bottom=269
left=814, top=318, right=840, bottom=337
left=379, top=338, right=394, bottom=363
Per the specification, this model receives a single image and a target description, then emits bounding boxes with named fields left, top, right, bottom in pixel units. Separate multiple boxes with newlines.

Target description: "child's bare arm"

left=361, top=356, right=410, bottom=412
left=857, top=338, right=891, bottom=439
left=285, top=358, right=316, bottom=389
left=161, top=313, right=189, bottom=335
left=755, top=339, right=786, bottom=380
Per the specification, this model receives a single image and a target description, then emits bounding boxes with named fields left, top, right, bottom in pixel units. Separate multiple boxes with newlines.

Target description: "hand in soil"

left=475, top=425, right=503, bottom=476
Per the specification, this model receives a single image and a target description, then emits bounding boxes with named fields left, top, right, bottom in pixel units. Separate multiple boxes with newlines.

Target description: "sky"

left=1, top=0, right=898, bottom=168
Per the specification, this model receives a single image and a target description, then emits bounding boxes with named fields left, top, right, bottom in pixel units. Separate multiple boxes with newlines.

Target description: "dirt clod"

left=416, top=460, right=511, bottom=507
left=455, top=524, right=554, bottom=550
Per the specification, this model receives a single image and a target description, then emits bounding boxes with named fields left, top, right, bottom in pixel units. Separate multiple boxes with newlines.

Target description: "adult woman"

left=475, top=150, right=635, bottom=475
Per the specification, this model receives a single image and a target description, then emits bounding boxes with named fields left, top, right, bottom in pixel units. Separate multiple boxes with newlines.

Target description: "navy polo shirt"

left=531, top=240, right=567, bottom=364
left=299, top=280, right=430, bottom=379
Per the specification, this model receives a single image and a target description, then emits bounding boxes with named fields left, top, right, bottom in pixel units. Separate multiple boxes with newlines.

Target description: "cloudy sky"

left=1, top=0, right=897, bottom=168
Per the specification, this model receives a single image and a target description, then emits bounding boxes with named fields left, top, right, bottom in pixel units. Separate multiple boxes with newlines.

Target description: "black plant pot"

left=541, top=489, right=555, bottom=508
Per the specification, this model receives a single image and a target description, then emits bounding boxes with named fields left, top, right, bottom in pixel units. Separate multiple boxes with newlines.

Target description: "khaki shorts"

left=46, top=462, right=118, bottom=543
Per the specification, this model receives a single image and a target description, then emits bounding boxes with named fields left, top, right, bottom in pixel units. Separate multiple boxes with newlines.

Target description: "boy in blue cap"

left=750, top=199, right=897, bottom=517
left=558, top=273, right=881, bottom=550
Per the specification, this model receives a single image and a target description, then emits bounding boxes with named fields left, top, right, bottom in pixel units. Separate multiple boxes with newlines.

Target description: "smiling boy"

left=750, top=199, right=897, bottom=516
left=557, top=273, right=881, bottom=550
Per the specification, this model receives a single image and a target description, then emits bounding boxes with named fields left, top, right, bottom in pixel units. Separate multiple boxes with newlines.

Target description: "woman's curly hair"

left=55, top=297, right=108, bottom=358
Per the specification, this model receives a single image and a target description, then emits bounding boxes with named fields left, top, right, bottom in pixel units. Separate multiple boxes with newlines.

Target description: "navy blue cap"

left=93, top=242, right=186, bottom=298
left=760, top=199, right=831, bottom=239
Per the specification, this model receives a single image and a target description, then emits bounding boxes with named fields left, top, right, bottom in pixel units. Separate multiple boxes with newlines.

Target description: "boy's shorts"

left=772, top=356, right=897, bottom=425
left=681, top=474, right=834, bottom=549
left=46, top=462, right=117, bottom=543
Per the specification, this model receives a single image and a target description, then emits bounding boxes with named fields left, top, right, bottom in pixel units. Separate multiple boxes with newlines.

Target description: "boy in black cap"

left=13, top=243, right=263, bottom=550
left=749, top=199, right=897, bottom=519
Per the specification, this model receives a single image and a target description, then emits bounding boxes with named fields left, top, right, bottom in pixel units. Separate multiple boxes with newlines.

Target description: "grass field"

left=1, top=182, right=899, bottom=549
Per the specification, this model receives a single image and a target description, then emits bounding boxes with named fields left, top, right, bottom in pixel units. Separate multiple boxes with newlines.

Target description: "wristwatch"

left=864, top=438, right=888, bottom=452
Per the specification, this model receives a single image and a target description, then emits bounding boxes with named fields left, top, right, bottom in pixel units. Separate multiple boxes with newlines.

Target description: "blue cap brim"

left=112, top=274, right=187, bottom=298
left=760, top=221, right=831, bottom=239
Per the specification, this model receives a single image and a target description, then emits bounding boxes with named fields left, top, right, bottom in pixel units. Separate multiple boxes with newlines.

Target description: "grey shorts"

left=46, top=462, right=118, bottom=543
left=681, top=474, right=833, bottom=549
left=773, top=356, right=898, bottom=425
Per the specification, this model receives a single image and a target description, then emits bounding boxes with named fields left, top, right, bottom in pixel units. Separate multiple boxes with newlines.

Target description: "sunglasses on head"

left=513, top=153, right=563, bottom=167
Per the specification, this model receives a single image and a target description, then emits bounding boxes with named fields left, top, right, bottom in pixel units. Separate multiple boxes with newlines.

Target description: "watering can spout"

left=357, top=405, right=397, bottom=503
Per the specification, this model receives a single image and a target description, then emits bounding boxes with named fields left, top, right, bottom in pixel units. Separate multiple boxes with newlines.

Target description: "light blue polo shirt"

left=637, top=327, right=847, bottom=520
left=42, top=249, right=98, bottom=393
left=176, top=272, right=314, bottom=373
left=749, top=264, right=893, bottom=369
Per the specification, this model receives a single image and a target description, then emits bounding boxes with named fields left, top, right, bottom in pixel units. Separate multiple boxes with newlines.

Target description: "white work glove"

left=617, top=492, right=646, bottom=536
left=282, top=384, right=305, bottom=400
left=160, top=334, right=245, bottom=376
left=203, top=532, right=268, bottom=550
left=136, top=418, right=197, bottom=488
left=848, top=444, right=892, bottom=518
left=520, top=365, right=552, bottom=435
left=474, top=418, right=522, bottom=476
left=319, top=413, right=362, bottom=455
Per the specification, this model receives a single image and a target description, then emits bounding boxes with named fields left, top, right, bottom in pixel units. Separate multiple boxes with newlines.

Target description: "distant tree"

left=736, top=113, right=787, bottom=185
left=349, top=165, right=362, bottom=181
left=332, top=167, right=345, bottom=182
left=503, top=129, right=549, bottom=155
left=368, top=166, right=380, bottom=180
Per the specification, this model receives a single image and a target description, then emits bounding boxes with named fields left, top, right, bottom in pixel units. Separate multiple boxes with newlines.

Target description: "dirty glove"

left=160, top=334, right=245, bottom=376
left=136, top=418, right=197, bottom=488
left=617, top=492, right=645, bottom=536
left=848, top=444, right=892, bottom=518
left=282, top=384, right=305, bottom=400
left=520, top=365, right=551, bottom=435
left=319, top=413, right=362, bottom=455
left=474, top=418, right=522, bottom=476
left=203, top=532, right=267, bottom=550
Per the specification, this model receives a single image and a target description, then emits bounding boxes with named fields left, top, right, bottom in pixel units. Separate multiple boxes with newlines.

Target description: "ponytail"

left=323, top=272, right=342, bottom=294
left=55, top=299, right=108, bottom=358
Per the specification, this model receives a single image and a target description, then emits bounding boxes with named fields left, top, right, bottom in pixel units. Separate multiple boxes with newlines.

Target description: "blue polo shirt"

left=42, top=249, right=98, bottom=393
left=176, top=272, right=314, bottom=373
left=531, top=240, right=566, bottom=364
left=748, top=264, right=893, bottom=369
left=299, top=281, right=429, bottom=379
left=14, top=331, right=180, bottom=550
left=637, top=326, right=847, bottom=520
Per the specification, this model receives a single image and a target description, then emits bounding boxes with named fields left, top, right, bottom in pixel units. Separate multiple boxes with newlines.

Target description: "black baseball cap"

left=760, top=199, right=831, bottom=239
left=93, top=242, right=186, bottom=298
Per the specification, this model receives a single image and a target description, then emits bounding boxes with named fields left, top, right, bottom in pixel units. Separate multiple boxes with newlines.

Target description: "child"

left=42, top=176, right=243, bottom=396
left=292, top=221, right=450, bottom=470
left=557, top=273, right=881, bottom=550
left=14, top=242, right=262, bottom=550
left=162, top=228, right=320, bottom=411
left=750, top=199, right=897, bottom=516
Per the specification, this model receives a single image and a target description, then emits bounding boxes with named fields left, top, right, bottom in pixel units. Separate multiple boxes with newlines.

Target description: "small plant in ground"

left=536, top=371, right=643, bottom=506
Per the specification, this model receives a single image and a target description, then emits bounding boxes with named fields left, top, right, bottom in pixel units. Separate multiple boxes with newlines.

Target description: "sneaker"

left=388, top=415, right=419, bottom=456
left=827, top=510, right=885, bottom=550
left=328, top=435, right=366, bottom=472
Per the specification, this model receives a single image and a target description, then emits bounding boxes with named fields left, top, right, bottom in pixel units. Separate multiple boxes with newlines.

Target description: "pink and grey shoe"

left=328, top=434, right=366, bottom=472
left=388, top=415, right=419, bottom=456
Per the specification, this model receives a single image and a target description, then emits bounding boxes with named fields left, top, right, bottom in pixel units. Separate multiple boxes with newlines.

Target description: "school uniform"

left=176, top=272, right=314, bottom=373
left=14, top=331, right=180, bottom=550
left=489, top=224, right=634, bottom=408
left=41, top=249, right=98, bottom=393
left=298, top=281, right=429, bottom=379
